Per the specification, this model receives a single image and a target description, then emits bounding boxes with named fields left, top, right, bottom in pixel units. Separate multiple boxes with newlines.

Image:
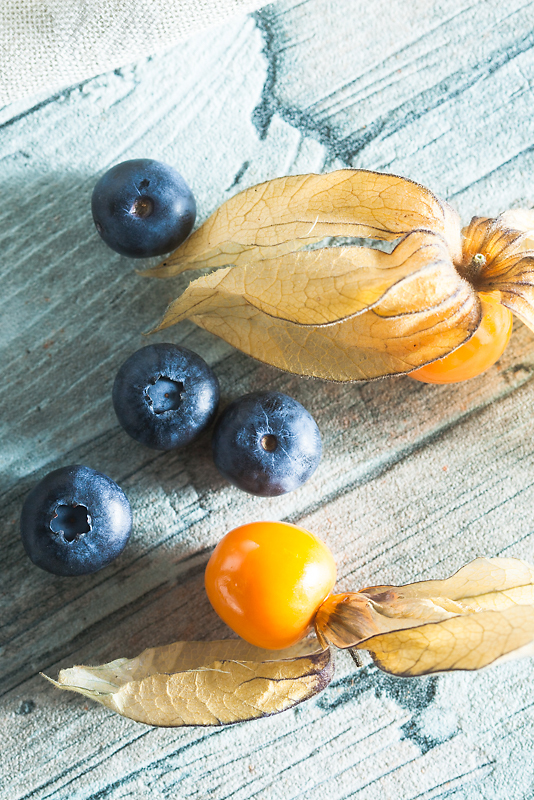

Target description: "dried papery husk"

left=353, top=607, right=534, bottom=676
left=43, top=639, right=332, bottom=727
left=151, top=230, right=481, bottom=381
left=47, top=558, right=534, bottom=723
left=144, top=170, right=462, bottom=278
left=499, top=209, right=534, bottom=250
left=145, top=169, right=534, bottom=381
left=460, top=215, right=534, bottom=330
left=314, top=557, right=534, bottom=676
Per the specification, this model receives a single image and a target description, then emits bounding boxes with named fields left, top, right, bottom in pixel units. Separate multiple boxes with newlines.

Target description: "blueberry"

left=91, top=159, right=196, bottom=258
left=113, top=343, right=219, bottom=450
left=20, top=465, right=132, bottom=576
left=212, top=391, right=322, bottom=496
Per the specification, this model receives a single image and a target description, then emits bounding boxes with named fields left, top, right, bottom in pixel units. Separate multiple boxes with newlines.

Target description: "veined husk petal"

left=144, top=170, right=462, bottom=278
left=44, top=639, right=332, bottom=727
left=189, top=292, right=479, bottom=382
left=497, top=209, right=534, bottom=250
left=154, top=231, right=454, bottom=327
left=461, top=215, right=534, bottom=331
left=315, top=557, right=534, bottom=676
left=151, top=230, right=480, bottom=381
left=480, top=252, right=534, bottom=332
left=356, top=607, right=534, bottom=676
left=143, top=170, right=534, bottom=380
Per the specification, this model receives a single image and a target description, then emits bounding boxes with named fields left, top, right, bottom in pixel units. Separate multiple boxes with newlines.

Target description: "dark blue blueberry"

left=91, top=159, right=196, bottom=258
left=20, top=465, right=132, bottom=576
left=212, top=391, right=322, bottom=496
left=113, top=343, right=219, bottom=450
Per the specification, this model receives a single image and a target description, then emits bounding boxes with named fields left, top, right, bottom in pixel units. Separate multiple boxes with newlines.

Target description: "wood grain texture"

left=2, top=0, right=534, bottom=797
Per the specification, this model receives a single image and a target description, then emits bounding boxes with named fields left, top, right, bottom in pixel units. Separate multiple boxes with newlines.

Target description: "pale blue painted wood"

left=2, top=1, right=534, bottom=798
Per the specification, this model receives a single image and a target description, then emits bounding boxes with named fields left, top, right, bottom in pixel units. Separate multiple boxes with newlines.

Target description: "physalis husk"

left=145, top=171, right=534, bottom=381
left=46, top=557, right=534, bottom=725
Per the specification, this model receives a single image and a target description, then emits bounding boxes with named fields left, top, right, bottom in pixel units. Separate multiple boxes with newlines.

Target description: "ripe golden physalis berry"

left=410, top=292, right=513, bottom=384
left=205, top=521, right=337, bottom=650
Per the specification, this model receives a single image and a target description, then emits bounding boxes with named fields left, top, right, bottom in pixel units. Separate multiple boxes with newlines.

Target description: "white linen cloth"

left=0, top=0, right=268, bottom=106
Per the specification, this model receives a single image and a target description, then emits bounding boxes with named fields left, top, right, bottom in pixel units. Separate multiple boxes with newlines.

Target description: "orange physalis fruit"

left=410, top=292, right=513, bottom=384
left=205, top=521, right=337, bottom=650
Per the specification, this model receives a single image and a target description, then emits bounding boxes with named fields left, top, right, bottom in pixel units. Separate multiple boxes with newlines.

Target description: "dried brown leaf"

left=151, top=230, right=480, bottom=381
left=315, top=557, right=534, bottom=675
left=479, top=252, right=534, bottom=332
left=43, top=639, right=332, bottom=727
left=144, top=170, right=462, bottom=278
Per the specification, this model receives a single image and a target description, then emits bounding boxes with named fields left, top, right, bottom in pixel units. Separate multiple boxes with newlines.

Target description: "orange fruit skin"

left=205, top=521, right=337, bottom=650
left=410, top=293, right=513, bottom=384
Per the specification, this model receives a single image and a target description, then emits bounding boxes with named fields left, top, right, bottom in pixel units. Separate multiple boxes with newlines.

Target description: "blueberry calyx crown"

left=49, top=503, right=92, bottom=542
left=145, top=375, right=184, bottom=415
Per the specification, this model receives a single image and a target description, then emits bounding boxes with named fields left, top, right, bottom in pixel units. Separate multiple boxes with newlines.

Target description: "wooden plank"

left=2, top=0, right=534, bottom=797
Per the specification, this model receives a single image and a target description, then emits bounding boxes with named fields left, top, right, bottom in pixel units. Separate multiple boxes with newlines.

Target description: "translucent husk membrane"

left=145, top=170, right=534, bottom=382
left=314, top=557, right=534, bottom=676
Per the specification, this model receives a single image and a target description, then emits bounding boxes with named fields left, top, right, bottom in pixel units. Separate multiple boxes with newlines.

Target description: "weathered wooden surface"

left=2, top=0, right=534, bottom=797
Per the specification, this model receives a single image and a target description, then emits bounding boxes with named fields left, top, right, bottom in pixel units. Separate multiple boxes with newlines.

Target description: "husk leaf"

left=145, top=170, right=534, bottom=381
left=315, top=557, right=534, bottom=675
left=461, top=214, right=534, bottom=332
left=144, top=169, right=462, bottom=278
left=151, top=230, right=481, bottom=381
left=43, top=639, right=332, bottom=727
left=354, top=606, right=534, bottom=676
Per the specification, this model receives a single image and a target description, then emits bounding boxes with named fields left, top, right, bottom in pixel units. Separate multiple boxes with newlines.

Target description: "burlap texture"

left=0, top=1, right=268, bottom=106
